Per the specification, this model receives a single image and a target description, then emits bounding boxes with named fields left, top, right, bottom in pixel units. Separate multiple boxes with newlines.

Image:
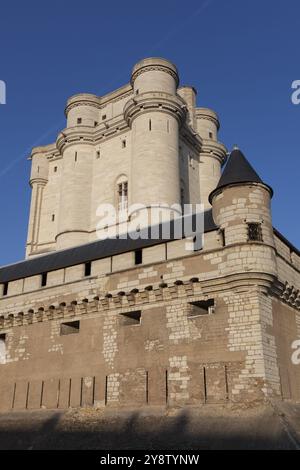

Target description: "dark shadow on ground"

left=0, top=403, right=299, bottom=450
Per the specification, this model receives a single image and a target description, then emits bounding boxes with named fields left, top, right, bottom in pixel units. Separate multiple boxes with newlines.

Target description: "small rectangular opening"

left=96, top=150, right=100, bottom=159
left=84, top=262, right=92, bottom=277
left=51, top=214, right=55, bottom=222
left=2, top=282, right=8, bottom=296
left=135, top=249, right=143, bottom=265
left=102, top=114, right=106, bottom=120
left=188, top=299, right=215, bottom=317
left=122, top=139, right=126, bottom=148
left=41, top=272, right=48, bottom=287
left=94, top=121, right=98, bottom=127
left=77, top=118, right=82, bottom=124
left=60, top=321, right=80, bottom=336
left=0, top=333, right=6, bottom=364
left=209, top=131, right=213, bottom=139
left=120, top=310, right=141, bottom=326
left=75, top=152, right=78, bottom=162
left=149, top=119, right=152, bottom=131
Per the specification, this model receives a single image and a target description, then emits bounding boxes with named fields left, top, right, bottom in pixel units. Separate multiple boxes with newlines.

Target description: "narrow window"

left=247, top=223, right=263, bottom=242
left=118, top=181, right=128, bottom=212
left=102, top=114, right=107, bottom=120
left=136, top=89, right=139, bottom=95
left=84, top=262, right=91, bottom=277
left=51, top=214, right=55, bottom=222
left=188, top=299, right=215, bottom=317
left=122, top=139, right=126, bottom=148
left=75, top=152, right=78, bottom=162
left=77, top=118, right=82, bottom=124
left=2, top=282, right=8, bottom=296
left=60, top=321, right=80, bottom=336
left=96, top=150, right=100, bottom=159
left=54, top=166, right=58, bottom=173
left=220, top=228, right=226, bottom=246
left=209, top=131, right=213, bottom=139
left=0, top=334, right=6, bottom=364
left=94, top=121, right=98, bottom=127
left=37, top=166, right=40, bottom=173
left=41, top=272, right=47, bottom=287
left=180, top=187, right=185, bottom=208
left=149, top=119, right=152, bottom=131
left=135, top=249, right=143, bottom=265
left=120, top=310, right=141, bottom=326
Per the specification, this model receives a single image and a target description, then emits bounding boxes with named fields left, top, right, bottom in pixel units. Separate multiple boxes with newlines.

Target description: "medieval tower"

left=0, top=58, right=299, bottom=411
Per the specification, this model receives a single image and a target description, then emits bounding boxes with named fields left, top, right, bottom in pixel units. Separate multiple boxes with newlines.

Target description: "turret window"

left=149, top=119, right=152, bottom=131
left=54, top=166, right=58, bottom=173
left=247, top=223, right=263, bottom=242
left=122, top=140, right=126, bottom=148
left=209, top=132, right=213, bottom=139
left=77, top=118, right=82, bottom=124
left=51, top=214, right=55, bottom=222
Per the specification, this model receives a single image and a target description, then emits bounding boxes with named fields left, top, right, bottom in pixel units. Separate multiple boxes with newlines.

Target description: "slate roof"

left=0, top=210, right=217, bottom=283
left=209, top=147, right=273, bottom=203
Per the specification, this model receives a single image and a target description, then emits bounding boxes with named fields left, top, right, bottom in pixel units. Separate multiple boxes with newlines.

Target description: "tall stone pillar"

left=26, top=147, right=49, bottom=257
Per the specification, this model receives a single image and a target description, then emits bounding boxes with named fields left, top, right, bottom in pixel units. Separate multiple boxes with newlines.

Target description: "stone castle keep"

left=0, top=58, right=299, bottom=411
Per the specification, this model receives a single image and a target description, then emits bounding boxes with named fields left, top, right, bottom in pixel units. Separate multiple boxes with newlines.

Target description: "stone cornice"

left=124, top=92, right=187, bottom=127
left=0, top=272, right=278, bottom=329
left=131, top=62, right=179, bottom=87
left=29, top=177, right=48, bottom=187
left=200, top=140, right=228, bottom=165
left=277, top=281, right=300, bottom=310
left=56, top=128, right=95, bottom=152
left=65, top=93, right=100, bottom=117
left=195, top=107, right=220, bottom=130
left=56, top=118, right=130, bottom=152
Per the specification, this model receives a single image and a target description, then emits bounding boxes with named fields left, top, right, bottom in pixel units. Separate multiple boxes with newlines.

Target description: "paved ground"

left=0, top=401, right=299, bottom=450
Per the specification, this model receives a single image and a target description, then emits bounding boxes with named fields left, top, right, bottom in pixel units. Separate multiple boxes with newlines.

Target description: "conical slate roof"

left=209, top=147, right=273, bottom=203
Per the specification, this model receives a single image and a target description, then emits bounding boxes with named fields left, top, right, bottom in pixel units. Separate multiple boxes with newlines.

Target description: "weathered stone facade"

left=0, top=58, right=299, bottom=412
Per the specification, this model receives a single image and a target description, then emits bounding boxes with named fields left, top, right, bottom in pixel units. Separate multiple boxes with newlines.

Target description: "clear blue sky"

left=0, top=0, right=299, bottom=266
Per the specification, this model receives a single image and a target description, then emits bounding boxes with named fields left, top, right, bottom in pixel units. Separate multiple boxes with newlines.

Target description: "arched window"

left=116, top=176, right=128, bottom=212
